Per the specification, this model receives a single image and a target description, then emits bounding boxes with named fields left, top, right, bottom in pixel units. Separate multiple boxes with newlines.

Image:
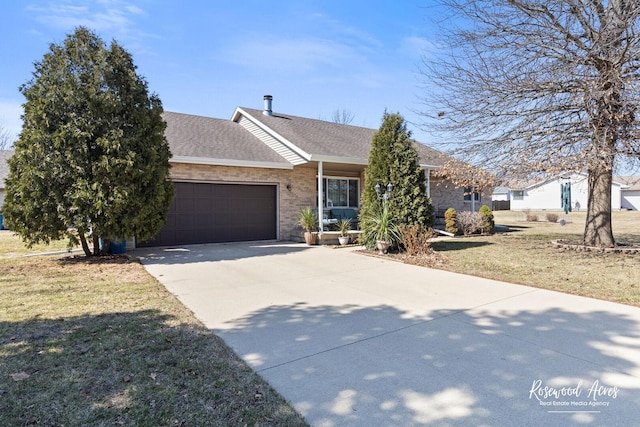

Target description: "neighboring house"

left=140, top=96, right=488, bottom=247
left=0, top=150, right=13, bottom=229
left=491, top=186, right=511, bottom=202
left=490, top=186, right=511, bottom=211
left=507, top=173, right=627, bottom=211
left=617, top=176, right=640, bottom=210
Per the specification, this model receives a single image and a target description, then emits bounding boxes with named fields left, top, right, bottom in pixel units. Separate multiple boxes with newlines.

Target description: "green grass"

left=431, top=210, right=640, bottom=307
left=0, top=235, right=308, bottom=426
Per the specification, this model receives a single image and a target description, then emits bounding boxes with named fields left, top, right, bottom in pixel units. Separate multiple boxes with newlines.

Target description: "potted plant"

left=298, top=207, right=318, bottom=245
left=336, top=218, right=351, bottom=246
left=370, top=203, right=399, bottom=254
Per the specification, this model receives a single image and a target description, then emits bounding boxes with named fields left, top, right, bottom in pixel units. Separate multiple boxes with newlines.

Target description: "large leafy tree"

left=420, top=1, right=640, bottom=247
left=3, top=27, right=173, bottom=256
left=359, top=112, right=433, bottom=249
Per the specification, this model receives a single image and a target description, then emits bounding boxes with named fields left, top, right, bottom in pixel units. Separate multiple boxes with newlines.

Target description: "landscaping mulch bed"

left=357, top=248, right=450, bottom=268
left=57, top=254, right=138, bottom=264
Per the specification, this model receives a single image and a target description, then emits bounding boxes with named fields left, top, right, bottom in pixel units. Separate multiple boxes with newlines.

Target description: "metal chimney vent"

left=263, top=95, right=273, bottom=116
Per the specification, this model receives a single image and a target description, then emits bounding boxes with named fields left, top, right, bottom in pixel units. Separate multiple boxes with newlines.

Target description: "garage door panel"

left=175, top=197, right=194, bottom=214
left=138, top=182, right=277, bottom=247
left=194, top=197, right=212, bottom=212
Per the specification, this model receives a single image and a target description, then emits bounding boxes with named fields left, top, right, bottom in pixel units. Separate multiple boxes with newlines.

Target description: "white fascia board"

left=232, top=108, right=312, bottom=161
left=308, top=155, right=443, bottom=169
left=230, top=107, right=242, bottom=121
left=170, top=156, right=293, bottom=170
left=309, top=154, right=368, bottom=165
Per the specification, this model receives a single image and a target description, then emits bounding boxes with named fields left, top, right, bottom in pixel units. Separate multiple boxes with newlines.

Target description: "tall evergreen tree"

left=3, top=27, right=173, bottom=256
left=359, top=112, right=433, bottom=249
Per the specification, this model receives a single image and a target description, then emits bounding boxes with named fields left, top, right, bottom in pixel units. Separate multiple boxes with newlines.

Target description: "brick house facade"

left=141, top=97, right=487, bottom=247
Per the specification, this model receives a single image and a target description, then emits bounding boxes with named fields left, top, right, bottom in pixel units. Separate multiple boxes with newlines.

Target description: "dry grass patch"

left=430, top=210, right=640, bottom=307
left=0, top=240, right=307, bottom=426
left=0, top=230, right=75, bottom=258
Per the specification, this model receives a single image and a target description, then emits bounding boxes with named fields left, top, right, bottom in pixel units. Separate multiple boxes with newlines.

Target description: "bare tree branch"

left=0, top=124, right=15, bottom=150
left=419, top=0, right=640, bottom=246
left=331, top=109, right=355, bottom=124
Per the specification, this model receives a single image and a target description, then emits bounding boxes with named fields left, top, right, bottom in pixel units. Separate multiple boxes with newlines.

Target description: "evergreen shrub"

left=444, top=208, right=458, bottom=235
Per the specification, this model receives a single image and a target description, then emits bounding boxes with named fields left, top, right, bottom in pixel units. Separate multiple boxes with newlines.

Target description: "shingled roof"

left=163, top=112, right=292, bottom=168
left=615, top=176, right=640, bottom=191
left=163, top=106, right=447, bottom=169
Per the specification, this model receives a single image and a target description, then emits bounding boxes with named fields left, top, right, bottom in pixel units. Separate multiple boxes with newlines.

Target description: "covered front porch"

left=312, top=159, right=433, bottom=237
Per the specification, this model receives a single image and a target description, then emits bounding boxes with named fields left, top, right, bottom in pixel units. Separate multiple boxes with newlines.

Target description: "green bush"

left=479, top=205, right=495, bottom=233
left=445, top=208, right=458, bottom=235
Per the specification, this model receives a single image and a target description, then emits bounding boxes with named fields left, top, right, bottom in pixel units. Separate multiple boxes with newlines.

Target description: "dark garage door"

left=139, top=182, right=277, bottom=247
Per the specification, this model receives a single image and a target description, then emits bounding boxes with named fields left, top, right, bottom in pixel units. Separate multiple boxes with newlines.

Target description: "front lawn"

left=431, top=210, right=640, bottom=307
left=0, top=230, right=75, bottom=257
left=0, top=234, right=308, bottom=426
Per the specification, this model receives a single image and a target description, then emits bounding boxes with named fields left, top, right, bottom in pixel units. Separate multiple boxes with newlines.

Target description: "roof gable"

left=236, top=107, right=375, bottom=162
left=233, top=109, right=310, bottom=165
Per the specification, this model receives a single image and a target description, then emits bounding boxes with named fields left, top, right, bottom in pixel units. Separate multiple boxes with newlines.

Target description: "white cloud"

left=26, top=0, right=154, bottom=51
left=222, top=36, right=365, bottom=74
left=310, top=12, right=383, bottom=51
left=399, top=36, right=437, bottom=58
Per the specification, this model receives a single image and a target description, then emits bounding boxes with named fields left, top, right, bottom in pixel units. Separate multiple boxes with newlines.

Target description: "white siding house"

left=509, top=173, right=627, bottom=211
left=618, top=176, right=640, bottom=210
left=491, top=186, right=510, bottom=201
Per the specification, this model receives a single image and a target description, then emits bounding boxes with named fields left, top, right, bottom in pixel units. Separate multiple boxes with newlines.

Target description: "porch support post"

left=317, top=161, right=324, bottom=235
left=472, top=185, right=477, bottom=212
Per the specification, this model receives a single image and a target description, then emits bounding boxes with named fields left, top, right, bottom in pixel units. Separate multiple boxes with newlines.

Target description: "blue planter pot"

left=99, top=238, right=127, bottom=254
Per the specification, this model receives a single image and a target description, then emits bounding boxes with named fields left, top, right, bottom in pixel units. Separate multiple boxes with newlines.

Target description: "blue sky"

left=0, top=0, right=441, bottom=144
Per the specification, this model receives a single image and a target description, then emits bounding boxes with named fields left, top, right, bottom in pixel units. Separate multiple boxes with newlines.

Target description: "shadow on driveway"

left=219, top=302, right=640, bottom=426
left=139, top=241, right=640, bottom=426
left=136, top=241, right=312, bottom=265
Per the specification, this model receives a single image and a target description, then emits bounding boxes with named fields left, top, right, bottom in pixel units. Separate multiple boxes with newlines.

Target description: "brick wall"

left=430, top=175, right=493, bottom=212
left=168, top=163, right=484, bottom=242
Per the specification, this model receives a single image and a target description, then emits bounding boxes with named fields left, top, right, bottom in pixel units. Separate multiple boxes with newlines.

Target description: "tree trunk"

left=583, top=166, right=615, bottom=247
left=92, top=234, right=101, bottom=256
left=100, top=238, right=111, bottom=256
left=78, top=232, right=92, bottom=257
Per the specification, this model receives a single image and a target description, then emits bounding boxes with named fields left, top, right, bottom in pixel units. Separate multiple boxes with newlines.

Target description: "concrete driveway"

left=138, top=242, right=640, bottom=426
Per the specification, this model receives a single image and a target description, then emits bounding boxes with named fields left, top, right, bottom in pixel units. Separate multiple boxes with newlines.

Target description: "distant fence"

left=492, top=200, right=511, bottom=211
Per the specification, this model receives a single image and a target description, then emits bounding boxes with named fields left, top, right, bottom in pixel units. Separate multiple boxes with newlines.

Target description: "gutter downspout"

left=425, top=168, right=431, bottom=198
left=318, top=161, right=324, bottom=237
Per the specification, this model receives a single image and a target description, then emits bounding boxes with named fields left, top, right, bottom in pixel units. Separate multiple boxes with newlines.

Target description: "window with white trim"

left=318, top=177, right=360, bottom=208
left=463, top=186, right=480, bottom=202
